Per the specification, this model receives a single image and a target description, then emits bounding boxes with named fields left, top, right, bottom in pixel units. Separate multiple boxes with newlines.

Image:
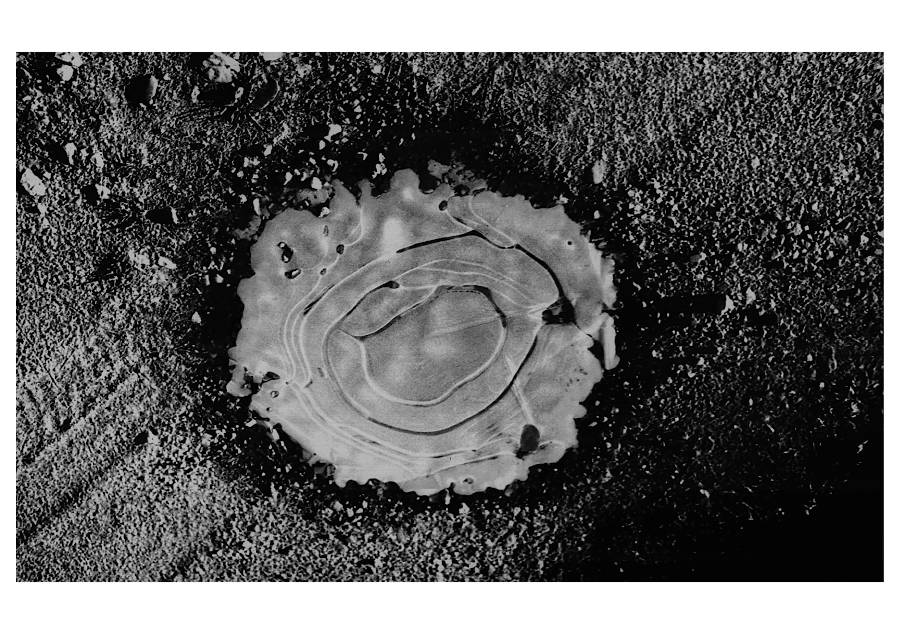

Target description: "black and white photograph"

left=8, top=1, right=894, bottom=631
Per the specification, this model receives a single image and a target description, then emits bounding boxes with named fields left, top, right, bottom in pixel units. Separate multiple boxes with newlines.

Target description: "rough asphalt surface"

left=16, top=52, right=883, bottom=581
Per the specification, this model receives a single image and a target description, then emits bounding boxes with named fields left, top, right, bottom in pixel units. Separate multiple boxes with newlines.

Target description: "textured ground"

left=15, top=52, right=883, bottom=581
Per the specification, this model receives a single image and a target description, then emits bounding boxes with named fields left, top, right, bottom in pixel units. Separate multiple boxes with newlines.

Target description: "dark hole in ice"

left=278, top=241, right=294, bottom=262
left=516, top=424, right=540, bottom=458
left=541, top=295, right=575, bottom=325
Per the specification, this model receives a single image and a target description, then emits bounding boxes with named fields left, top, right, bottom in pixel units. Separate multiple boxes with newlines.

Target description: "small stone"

left=191, top=312, right=202, bottom=324
left=157, top=256, right=177, bottom=270
left=203, top=52, right=240, bottom=83
left=458, top=503, right=470, bottom=516
left=310, top=176, right=323, bottom=190
left=20, top=168, right=47, bottom=197
left=54, top=52, right=83, bottom=68
left=260, top=52, right=284, bottom=61
left=145, top=206, right=179, bottom=225
left=125, top=74, right=158, bottom=105
left=90, top=152, right=104, bottom=170
left=92, top=183, right=111, bottom=201
left=745, top=288, right=757, bottom=304
left=62, top=142, right=77, bottom=165
left=325, top=123, right=342, bottom=141
left=56, top=65, right=74, bottom=82
left=751, top=156, right=761, bottom=169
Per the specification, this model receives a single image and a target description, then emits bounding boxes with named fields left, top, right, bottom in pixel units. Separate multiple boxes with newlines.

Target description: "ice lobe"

left=227, top=169, right=617, bottom=495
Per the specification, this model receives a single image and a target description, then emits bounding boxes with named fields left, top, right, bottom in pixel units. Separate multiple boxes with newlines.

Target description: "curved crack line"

left=348, top=308, right=508, bottom=408
left=334, top=329, right=542, bottom=440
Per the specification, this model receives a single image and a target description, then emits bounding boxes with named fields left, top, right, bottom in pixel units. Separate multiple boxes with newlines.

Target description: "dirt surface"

left=15, top=52, right=883, bottom=581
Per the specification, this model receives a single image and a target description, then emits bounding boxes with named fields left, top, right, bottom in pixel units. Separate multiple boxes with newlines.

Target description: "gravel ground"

left=15, top=52, right=883, bottom=581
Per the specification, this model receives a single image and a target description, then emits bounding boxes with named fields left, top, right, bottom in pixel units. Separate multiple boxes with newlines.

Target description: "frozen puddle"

left=227, top=170, right=617, bottom=495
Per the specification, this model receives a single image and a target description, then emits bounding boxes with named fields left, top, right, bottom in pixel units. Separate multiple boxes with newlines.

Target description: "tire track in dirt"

left=16, top=321, right=177, bottom=546
left=16, top=436, right=251, bottom=581
left=16, top=305, right=148, bottom=469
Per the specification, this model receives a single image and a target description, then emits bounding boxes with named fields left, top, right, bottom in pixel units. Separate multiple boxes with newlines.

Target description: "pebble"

left=62, top=142, right=77, bottom=165
left=54, top=52, right=83, bottom=68
left=90, top=152, right=105, bottom=170
left=92, top=184, right=111, bottom=201
left=20, top=168, right=47, bottom=197
left=56, top=65, right=74, bottom=82
left=157, top=256, right=177, bottom=270
left=260, top=52, right=284, bottom=61
left=191, top=312, right=202, bottom=324
left=145, top=206, right=179, bottom=225
left=204, top=53, right=240, bottom=83
left=126, top=74, right=158, bottom=105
